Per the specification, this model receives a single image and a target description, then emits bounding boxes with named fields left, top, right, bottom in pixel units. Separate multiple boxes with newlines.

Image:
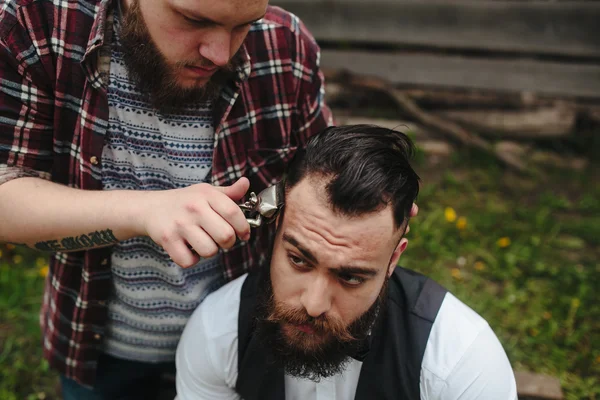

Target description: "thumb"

left=217, top=177, right=250, bottom=201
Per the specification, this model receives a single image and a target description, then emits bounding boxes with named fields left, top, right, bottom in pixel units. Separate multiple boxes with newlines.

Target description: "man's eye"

left=288, top=255, right=306, bottom=267
left=339, top=274, right=365, bottom=287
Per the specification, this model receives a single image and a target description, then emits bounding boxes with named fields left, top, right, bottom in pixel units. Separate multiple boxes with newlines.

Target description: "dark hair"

left=285, top=125, right=420, bottom=230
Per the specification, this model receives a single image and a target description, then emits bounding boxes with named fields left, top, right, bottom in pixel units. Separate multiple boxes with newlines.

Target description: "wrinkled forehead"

left=282, top=177, right=399, bottom=260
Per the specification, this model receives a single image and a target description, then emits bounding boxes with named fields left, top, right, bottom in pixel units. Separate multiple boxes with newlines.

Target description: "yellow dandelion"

left=474, top=261, right=486, bottom=271
left=456, top=217, right=467, bottom=230
left=39, top=266, right=49, bottom=278
left=6, top=243, right=15, bottom=250
left=497, top=237, right=511, bottom=248
left=12, top=254, right=23, bottom=264
left=444, top=207, right=457, bottom=223
left=451, top=268, right=461, bottom=280
left=36, top=257, right=48, bottom=268
left=529, top=328, right=539, bottom=337
left=571, top=298, right=581, bottom=308
left=542, top=311, right=552, bottom=320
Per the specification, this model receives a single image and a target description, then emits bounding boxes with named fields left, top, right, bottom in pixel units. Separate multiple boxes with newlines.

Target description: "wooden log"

left=332, top=113, right=437, bottom=139
left=326, top=82, right=578, bottom=138
left=438, top=107, right=576, bottom=138
left=395, top=88, right=556, bottom=111
left=515, top=371, right=564, bottom=400
left=325, top=81, right=552, bottom=111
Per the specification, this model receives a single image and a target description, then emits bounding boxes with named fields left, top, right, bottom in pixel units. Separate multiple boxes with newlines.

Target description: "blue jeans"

left=60, top=353, right=176, bottom=400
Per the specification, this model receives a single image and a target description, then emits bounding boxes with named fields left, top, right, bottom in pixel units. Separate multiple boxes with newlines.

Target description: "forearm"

left=0, top=177, right=146, bottom=252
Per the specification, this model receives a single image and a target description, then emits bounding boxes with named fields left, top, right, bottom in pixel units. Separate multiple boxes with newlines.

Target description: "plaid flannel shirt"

left=0, top=0, right=332, bottom=386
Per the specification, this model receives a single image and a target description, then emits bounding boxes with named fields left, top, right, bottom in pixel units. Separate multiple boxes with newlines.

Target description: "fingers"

left=216, top=177, right=250, bottom=202
left=410, top=203, right=419, bottom=218
left=207, top=192, right=251, bottom=242
left=162, top=237, right=200, bottom=269
left=182, top=226, right=219, bottom=258
left=185, top=203, right=242, bottom=248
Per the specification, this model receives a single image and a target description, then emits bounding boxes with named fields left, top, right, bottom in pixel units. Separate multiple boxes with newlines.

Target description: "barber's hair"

left=285, top=125, right=420, bottom=230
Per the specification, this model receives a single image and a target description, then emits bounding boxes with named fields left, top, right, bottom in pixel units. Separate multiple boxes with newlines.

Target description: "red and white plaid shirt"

left=0, top=0, right=332, bottom=386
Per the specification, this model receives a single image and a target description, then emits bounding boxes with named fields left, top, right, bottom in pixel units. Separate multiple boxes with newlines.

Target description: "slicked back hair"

left=285, top=125, right=420, bottom=231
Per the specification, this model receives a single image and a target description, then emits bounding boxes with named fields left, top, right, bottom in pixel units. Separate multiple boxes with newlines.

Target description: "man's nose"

left=300, top=275, right=332, bottom=318
left=199, top=30, right=232, bottom=67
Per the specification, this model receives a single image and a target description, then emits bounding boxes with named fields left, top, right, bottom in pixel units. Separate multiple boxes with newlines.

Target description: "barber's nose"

left=300, top=276, right=332, bottom=318
left=199, top=31, right=231, bottom=67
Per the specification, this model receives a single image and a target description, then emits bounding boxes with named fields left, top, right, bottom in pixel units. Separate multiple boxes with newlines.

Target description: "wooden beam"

left=271, top=0, right=600, bottom=58
left=515, top=371, right=564, bottom=400
left=320, top=49, right=600, bottom=99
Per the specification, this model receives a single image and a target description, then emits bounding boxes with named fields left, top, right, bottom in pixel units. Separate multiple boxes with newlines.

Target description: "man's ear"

left=387, top=238, right=408, bottom=277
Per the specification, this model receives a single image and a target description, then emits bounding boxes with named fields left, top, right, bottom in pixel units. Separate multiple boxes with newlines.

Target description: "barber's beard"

left=255, top=270, right=388, bottom=382
left=119, top=0, right=237, bottom=113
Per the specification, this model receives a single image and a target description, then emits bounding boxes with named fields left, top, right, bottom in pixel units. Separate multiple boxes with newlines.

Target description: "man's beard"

left=254, top=269, right=388, bottom=382
left=119, top=0, right=237, bottom=112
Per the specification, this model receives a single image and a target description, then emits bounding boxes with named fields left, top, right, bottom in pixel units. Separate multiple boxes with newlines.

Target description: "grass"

left=1, top=151, right=599, bottom=399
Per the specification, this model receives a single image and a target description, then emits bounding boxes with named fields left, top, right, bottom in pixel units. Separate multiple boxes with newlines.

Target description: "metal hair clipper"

left=239, top=182, right=285, bottom=228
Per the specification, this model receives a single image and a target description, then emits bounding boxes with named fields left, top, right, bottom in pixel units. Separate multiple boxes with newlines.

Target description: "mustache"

left=265, top=300, right=356, bottom=343
left=175, top=56, right=238, bottom=72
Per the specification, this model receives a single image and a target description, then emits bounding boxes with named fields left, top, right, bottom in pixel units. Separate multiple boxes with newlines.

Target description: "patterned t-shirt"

left=100, top=5, right=224, bottom=362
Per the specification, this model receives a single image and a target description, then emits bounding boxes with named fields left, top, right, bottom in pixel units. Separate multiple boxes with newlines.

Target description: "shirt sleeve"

left=175, top=289, right=240, bottom=400
left=0, top=19, right=55, bottom=186
left=436, top=325, right=518, bottom=400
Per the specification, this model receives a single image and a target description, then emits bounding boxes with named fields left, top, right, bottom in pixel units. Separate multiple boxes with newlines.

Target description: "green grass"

left=0, top=250, right=57, bottom=400
left=1, top=152, right=599, bottom=399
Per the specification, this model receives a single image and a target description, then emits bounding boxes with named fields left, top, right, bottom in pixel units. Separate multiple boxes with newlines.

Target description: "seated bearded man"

left=175, top=125, right=517, bottom=400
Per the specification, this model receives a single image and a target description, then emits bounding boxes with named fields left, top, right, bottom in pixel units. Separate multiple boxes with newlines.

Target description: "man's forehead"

left=282, top=177, right=398, bottom=260
left=170, top=0, right=268, bottom=24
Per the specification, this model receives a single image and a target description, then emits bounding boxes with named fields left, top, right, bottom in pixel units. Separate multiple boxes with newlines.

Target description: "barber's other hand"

left=405, top=203, right=419, bottom=234
left=139, top=178, right=251, bottom=268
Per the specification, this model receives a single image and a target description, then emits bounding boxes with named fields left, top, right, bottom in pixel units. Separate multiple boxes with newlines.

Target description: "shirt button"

left=94, top=334, right=102, bottom=340
left=90, top=156, right=99, bottom=165
left=100, top=258, right=108, bottom=266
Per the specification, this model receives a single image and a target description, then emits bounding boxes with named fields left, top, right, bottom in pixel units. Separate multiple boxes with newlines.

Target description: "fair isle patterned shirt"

left=100, top=7, right=224, bottom=362
left=0, top=0, right=332, bottom=386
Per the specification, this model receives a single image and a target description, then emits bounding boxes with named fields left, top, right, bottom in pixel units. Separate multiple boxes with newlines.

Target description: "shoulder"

left=176, top=274, right=248, bottom=396
left=1, top=0, right=103, bottom=56
left=245, top=6, right=321, bottom=72
left=187, top=273, right=248, bottom=341
left=420, top=293, right=517, bottom=399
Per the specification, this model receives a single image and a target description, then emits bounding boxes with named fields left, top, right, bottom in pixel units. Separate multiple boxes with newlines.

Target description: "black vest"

left=235, top=267, right=448, bottom=400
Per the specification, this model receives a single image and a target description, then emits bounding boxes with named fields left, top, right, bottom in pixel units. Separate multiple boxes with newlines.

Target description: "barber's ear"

left=388, top=238, right=408, bottom=277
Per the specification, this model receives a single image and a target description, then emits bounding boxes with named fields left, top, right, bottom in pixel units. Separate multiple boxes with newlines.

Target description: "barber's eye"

left=183, top=16, right=211, bottom=27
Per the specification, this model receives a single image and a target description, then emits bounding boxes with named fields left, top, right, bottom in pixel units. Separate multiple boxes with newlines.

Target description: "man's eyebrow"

left=282, top=233, right=318, bottom=264
left=180, top=10, right=266, bottom=27
left=282, top=233, right=380, bottom=276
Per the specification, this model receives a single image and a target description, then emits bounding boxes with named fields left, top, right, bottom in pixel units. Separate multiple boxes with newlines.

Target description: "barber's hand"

left=405, top=203, right=419, bottom=234
left=139, top=178, right=251, bottom=268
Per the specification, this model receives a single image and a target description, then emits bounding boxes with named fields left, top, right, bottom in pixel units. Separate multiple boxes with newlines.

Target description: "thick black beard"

left=254, top=268, right=388, bottom=382
left=118, top=0, right=236, bottom=113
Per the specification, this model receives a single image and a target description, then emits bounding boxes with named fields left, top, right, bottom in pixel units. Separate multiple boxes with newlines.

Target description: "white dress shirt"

left=175, top=274, right=517, bottom=400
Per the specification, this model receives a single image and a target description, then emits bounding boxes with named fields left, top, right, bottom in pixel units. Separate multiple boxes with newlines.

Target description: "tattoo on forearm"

left=34, top=229, right=118, bottom=252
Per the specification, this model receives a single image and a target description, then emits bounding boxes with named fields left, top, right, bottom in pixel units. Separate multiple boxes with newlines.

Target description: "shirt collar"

left=83, top=0, right=114, bottom=63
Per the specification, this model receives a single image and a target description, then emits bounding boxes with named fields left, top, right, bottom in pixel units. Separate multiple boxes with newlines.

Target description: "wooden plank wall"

left=270, top=0, right=600, bottom=99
